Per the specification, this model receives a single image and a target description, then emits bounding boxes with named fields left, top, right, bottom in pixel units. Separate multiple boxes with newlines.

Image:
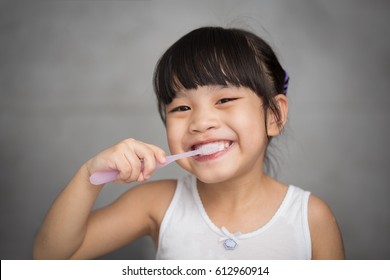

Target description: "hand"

left=85, top=138, right=166, bottom=184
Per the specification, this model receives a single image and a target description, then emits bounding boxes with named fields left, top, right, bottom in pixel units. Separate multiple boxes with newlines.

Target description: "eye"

left=216, top=98, right=239, bottom=104
left=169, top=105, right=191, bottom=113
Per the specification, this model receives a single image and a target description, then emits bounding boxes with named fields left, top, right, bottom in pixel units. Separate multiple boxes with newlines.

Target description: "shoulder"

left=307, top=194, right=346, bottom=259
left=121, top=179, right=177, bottom=218
left=127, top=179, right=177, bottom=197
left=108, top=179, right=177, bottom=231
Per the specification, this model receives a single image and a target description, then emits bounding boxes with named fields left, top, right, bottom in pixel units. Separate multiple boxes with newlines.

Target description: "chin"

left=180, top=160, right=241, bottom=184
left=193, top=170, right=236, bottom=185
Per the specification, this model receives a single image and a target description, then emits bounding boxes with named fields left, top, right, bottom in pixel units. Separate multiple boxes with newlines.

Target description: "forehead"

left=174, top=85, right=232, bottom=98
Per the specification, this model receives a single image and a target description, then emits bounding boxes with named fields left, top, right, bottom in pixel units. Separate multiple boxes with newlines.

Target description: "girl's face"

left=165, top=85, right=269, bottom=184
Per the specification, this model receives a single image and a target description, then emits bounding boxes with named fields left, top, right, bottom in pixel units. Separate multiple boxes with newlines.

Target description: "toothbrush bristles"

left=198, top=145, right=220, bottom=155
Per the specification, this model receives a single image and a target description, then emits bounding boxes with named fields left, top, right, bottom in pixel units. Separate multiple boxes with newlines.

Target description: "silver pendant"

left=223, top=238, right=238, bottom=250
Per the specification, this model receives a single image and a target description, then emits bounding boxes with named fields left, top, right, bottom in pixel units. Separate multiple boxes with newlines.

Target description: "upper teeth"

left=217, top=142, right=230, bottom=151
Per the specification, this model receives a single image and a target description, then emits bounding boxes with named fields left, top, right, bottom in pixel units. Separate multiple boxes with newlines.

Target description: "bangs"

left=153, top=27, right=282, bottom=122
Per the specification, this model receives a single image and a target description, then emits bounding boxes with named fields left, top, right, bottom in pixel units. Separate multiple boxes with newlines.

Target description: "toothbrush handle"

left=89, top=159, right=171, bottom=185
left=89, top=151, right=199, bottom=185
left=89, top=171, right=119, bottom=185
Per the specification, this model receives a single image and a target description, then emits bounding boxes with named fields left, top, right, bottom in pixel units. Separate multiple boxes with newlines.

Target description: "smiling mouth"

left=191, top=140, right=233, bottom=155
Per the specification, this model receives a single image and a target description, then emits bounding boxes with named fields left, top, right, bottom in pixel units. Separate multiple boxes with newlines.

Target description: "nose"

left=188, top=108, right=220, bottom=134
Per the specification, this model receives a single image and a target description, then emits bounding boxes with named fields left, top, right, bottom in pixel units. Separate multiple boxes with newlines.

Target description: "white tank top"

left=156, top=175, right=312, bottom=259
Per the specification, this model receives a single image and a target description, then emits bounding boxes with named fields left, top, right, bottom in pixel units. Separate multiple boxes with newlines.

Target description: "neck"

left=196, top=170, right=272, bottom=211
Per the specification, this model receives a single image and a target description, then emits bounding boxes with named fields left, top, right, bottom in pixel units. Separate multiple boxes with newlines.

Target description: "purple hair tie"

left=283, top=70, right=289, bottom=95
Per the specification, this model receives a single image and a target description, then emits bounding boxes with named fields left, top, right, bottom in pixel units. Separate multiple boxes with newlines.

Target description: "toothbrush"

left=89, top=143, right=221, bottom=185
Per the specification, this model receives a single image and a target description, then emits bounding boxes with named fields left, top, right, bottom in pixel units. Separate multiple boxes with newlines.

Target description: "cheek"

left=166, top=121, right=184, bottom=153
left=231, top=107, right=267, bottom=146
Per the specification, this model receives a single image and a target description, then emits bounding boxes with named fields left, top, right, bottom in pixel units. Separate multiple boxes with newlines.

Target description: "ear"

left=266, top=94, right=289, bottom=137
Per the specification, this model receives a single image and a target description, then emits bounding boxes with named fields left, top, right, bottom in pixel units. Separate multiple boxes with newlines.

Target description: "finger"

left=122, top=139, right=158, bottom=182
left=141, top=144, right=168, bottom=179
left=112, top=140, right=142, bottom=183
left=132, top=144, right=159, bottom=180
left=106, top=139, right=166, bottom=183
left=145, top=143, right=167, bottom=164
left=136, top=172, right=145, bottom=182
left=122, top=151, right=142, bottom=183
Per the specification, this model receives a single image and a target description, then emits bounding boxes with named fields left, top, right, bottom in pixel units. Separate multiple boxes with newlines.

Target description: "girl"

left=33, top=26, right=345, bottom=259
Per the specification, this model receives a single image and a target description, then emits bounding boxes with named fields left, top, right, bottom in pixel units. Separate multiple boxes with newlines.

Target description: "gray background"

left=1, top=0, right=389, bottom=260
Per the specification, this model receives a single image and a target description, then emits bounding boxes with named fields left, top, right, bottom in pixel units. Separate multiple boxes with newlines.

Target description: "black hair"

left=153, top=26, right=288, bottom=128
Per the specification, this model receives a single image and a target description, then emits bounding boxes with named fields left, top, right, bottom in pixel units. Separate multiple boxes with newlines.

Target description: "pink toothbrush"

left=89, top=143, right=221, bottom=185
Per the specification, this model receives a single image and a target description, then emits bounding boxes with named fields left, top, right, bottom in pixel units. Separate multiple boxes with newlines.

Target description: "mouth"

left=190, top=140, right=234, bottom=159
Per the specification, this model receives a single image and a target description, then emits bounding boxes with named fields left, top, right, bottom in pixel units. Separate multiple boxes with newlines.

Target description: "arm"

left=33, top=138, right=166, bottom=259
left=308, top=195, right=346, bottom=259
left=70, top=178, right=175, bottom=259
left=33, top=166, right=103, bottom=259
